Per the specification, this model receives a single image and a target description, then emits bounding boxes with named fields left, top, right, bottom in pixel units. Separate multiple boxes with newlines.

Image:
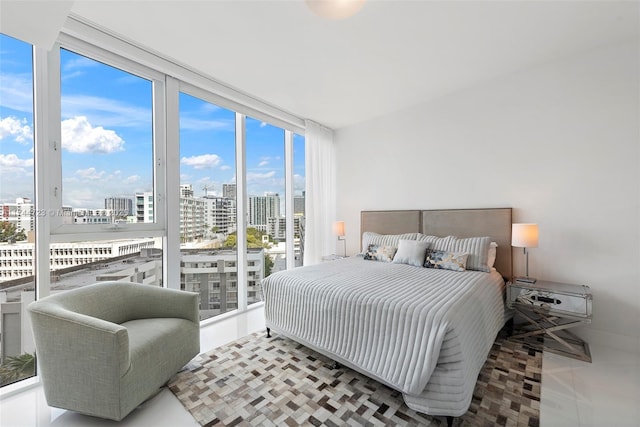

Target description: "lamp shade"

left=511, top=223, right=539, bottom=248
left=334, top=221, right=345, bottom=237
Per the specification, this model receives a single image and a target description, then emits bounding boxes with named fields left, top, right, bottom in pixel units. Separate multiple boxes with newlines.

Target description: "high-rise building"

left=294, top=191, right=305, bottom=216
left=1, top=198, right=34, bottom=234
left=248, top=193, right=280, bottom=230
left=222, top=183, right=236, bottom=199
left=180, top=184, right=194, bottom=198
left=135, top=192, right=154, bottom=223
left=104, top=197, right=133, bottom=216
left=179, top=185, right=205, bottom=242
left=267, top=216, right=303, bottom=242
left=203, top=196, right=235, bottom=236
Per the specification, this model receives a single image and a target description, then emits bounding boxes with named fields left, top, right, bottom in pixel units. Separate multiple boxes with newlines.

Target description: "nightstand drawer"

left=507, top=280, right=592, bottom=319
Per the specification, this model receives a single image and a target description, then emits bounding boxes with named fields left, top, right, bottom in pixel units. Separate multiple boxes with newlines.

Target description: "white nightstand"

left=507, top=279, right=592, bottom=362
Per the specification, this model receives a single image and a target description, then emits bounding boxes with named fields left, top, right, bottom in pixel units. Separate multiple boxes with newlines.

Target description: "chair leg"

left=266, top=327, right=271, bottom=338
left=446, top=416, right=454, bottom=427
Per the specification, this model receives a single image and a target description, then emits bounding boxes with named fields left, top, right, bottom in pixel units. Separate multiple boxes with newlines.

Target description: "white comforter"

left=262, top=256, right=506, bottom=416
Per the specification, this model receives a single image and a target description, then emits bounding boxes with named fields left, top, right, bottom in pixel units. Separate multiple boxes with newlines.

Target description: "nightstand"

left=507, top=279, right=592, bottom=362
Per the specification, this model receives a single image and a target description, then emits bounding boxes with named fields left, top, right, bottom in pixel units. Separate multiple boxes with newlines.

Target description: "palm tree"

left=0, top=353, right=36, bottom=386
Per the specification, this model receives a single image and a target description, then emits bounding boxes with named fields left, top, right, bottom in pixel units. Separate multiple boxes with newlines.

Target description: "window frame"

left=48, top=35, right=168, bottom=240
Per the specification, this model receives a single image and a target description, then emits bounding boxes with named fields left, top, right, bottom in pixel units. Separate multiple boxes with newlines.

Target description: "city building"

left=248, top=193, right=280, bottom=232
left=135, top=192, right=154, bottom=223
left=180, top=248, right=264, bottom=320
left=202, top=196, right=236, bottom=237
left=179, top=185, right=205, bottom=243
left=0, top=238, right=157, bottom=282
left=104, top=197, right=133, bottom=217
left=294, top=192, right=305, bottom=216
left=266, top=216, right=302, bottom=242
left=222, top=183, right=236, bottom=200
left=72, top=208, right=113, bottom=224
left=0, top=198, right=34, bottom=234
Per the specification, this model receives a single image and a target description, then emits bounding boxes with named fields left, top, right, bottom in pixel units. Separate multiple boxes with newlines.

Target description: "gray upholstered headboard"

left=361, top=208, right=512, bottom=280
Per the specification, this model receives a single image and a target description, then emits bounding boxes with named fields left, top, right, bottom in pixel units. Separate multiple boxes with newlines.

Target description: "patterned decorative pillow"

left=424, top=249, right=469, bottom=272
left=418, top=235, right=491, bottom=272
left=364, top=244, right=397, bottom=262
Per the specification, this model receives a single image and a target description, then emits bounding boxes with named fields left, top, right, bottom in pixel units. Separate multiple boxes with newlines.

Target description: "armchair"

left=28, top=281, right=200, bottom=421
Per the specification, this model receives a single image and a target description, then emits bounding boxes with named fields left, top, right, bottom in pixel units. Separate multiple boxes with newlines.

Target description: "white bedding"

left=262, top=256, right=507, bottom=417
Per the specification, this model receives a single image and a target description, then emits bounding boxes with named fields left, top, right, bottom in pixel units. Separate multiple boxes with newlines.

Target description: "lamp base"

left=515, top=276, right=537, bottom=284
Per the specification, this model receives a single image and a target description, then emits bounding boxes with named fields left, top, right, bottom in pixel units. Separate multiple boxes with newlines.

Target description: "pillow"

left=424, top=249, right=469, bottom=272
left=363, top=244, right=397, bottom=262
left=447, top=236, right=492, bottom=272
left=416, top=234, right=454, bottom=250
left=361, top=232, right=419, bottom=253
left=392, top=239, right=430, bottom=267
left=487, top=241, right=498, bottom=268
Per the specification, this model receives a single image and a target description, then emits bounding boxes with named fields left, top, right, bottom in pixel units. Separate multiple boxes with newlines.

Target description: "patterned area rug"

left=168, top=329, right=541, bottom=426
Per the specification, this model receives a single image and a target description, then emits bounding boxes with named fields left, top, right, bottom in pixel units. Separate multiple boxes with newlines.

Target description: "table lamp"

left=334, top=221, right=346, bottom=257
left=512, top=223, right=539, bottom=284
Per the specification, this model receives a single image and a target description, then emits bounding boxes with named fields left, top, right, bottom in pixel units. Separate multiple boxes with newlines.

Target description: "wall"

left=335, top=41, right=639, bottom=352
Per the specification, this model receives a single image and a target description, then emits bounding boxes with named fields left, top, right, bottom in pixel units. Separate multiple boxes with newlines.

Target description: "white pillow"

left=392, top=239, right=430, bottom=267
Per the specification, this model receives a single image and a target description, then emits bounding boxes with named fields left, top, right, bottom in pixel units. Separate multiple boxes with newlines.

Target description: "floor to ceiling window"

left=0, top=33, right=36, bottom=387
left=0, top=19, right=306, bottom=390
left=179, top=92, right=238, bottom=321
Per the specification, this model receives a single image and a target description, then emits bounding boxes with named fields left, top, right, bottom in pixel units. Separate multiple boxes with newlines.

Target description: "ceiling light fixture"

left=305, top=0, right=367, bottom=20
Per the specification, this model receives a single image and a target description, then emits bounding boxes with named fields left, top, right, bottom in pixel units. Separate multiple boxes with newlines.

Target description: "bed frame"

left=361, top=207, right=513, bottom=281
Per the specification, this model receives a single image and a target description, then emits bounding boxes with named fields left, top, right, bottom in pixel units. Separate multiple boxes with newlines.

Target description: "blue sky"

left=0, top=34, right=305, bottom=210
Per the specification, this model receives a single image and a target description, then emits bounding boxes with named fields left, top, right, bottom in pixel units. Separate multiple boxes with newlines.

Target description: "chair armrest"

left=124, top=285, right=200, bottom=323
left=28, top=302, right=130, bottom=377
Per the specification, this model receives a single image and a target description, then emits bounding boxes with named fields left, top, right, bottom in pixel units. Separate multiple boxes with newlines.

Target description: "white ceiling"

left=5, top=1, right=640, bottom=129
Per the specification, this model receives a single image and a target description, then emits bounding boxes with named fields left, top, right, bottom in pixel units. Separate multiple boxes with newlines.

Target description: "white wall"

left=335, top=41, right=639, bottom=352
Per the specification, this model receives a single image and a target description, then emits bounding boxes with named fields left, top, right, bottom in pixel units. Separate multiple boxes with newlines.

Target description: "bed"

left=262, top=208, right=512, bottom=419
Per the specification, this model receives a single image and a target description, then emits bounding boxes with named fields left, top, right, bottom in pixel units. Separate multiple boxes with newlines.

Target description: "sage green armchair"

left=28, top=281, right=200, bottom=421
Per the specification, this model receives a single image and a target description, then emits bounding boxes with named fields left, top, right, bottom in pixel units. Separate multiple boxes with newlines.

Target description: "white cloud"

left=181, top=154, right=222, bottom=169
left=62, top=56, right=100, bottom=72
left=0, top=153, right=33, bottom=171
left=259, top=122, right=267, bottom=128
left=123, top=175, right=141, bottom=184
left=247, top=171, right=276, bottom=181
left=62, top=116, right=125, bottom=154
left=62, top=95, right=151, bottom=129
left=220, top=165, right=231, bottom=171
left=75, top=167, right=106, bottom=180
left=0, top=73, right=33, bottom=114
left=0, top=116, right=33, bottom=143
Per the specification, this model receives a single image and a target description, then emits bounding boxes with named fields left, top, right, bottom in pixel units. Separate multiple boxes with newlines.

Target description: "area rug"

left=168, top=329, right=541, bottom=426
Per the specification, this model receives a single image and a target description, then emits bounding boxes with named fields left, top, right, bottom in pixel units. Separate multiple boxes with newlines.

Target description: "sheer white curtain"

left=304, top=120, right=336, bottom=265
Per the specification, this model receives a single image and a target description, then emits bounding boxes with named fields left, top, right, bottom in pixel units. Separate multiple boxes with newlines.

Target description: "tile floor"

left=1, top=306, right=638, bottom=427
